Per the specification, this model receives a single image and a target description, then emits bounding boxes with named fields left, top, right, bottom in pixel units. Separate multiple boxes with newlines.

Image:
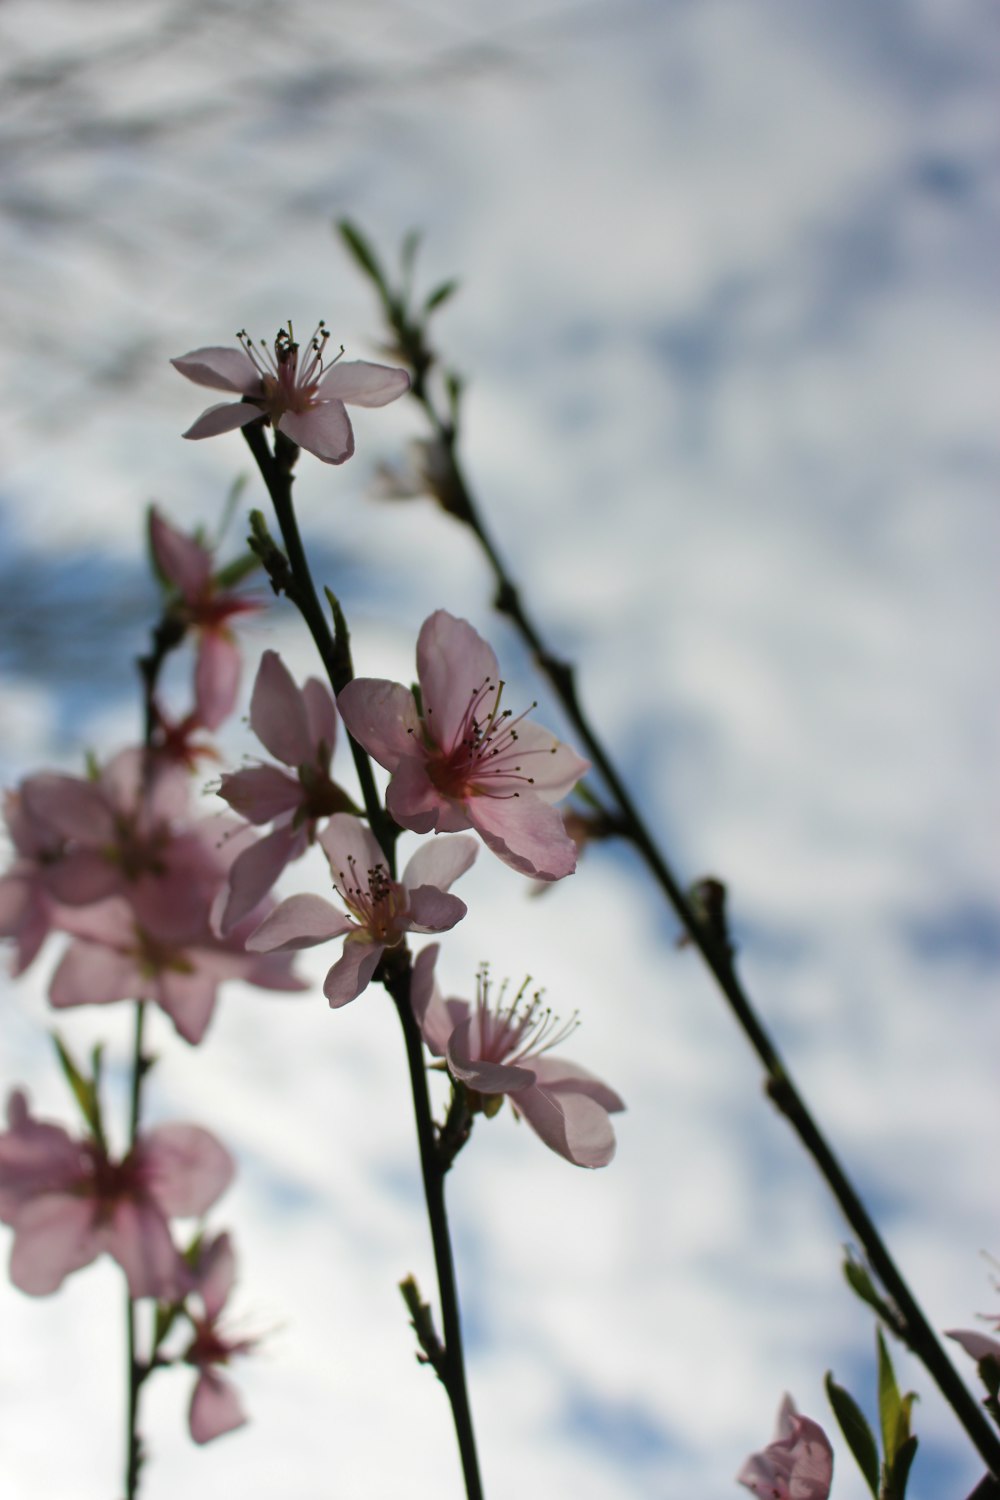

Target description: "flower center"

left=474, top=964, right=579, bottom=1064
left=430, top=678, right=552, bottom=801
left=336, top=855, right=407, bottom=944
left=237, top=321, right=343, bottom=422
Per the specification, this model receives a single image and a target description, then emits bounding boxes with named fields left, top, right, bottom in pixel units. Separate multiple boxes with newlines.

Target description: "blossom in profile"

left=247, top=814, right=476, bottom=1006
left=172, top=322, right=410, bottom=465
left=148, top=507, right=261, bottom=730
left=410, top=945, right=624, bottom=1168
left=0, top=1090, right=234, bottom=1299
left=736, top=1395, right=833, bottom=1500
left=947, top=1326, right=1000, bottom=1367
left=183, top=1231, right=256, bottom=1444
left=337, top=610, right=589, bottom=881
left=216, top=651, right=354, bottom=933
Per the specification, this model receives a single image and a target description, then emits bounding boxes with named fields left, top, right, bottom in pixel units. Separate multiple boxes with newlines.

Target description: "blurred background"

left=0, top=1, right=998, bottom=1496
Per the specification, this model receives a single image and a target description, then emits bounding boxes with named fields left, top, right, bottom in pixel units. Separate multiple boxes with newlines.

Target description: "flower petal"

left=195, top=631, right=242, bottom=731
left=171, top=347, right=261, bottom=394
left=49, top=940, right=139, bottom=1010
left=514, top=1081, right=617, bottom=1168
left=217, top=765, right=303, bottom=824
left=149, top=508, right=213, bottom=597
left=402, top=835, right=478, bottom=894
left=468, top=792, right=578, bottom=880
left=279, top=402, right=354, bottom=464
left=107, top=1198, right=184, bottom=1300
left=336, top=680, right=422, bottom=771
left=8, top=1194, right=100, bottom=1295
left=318, top=359, right=410, bottom=408
left=246, top=893, right=354, bottom=952
left=416, top=611, right=499, bottom=753
left=217, top=823, right=304, bottom=935
left=141, top=1123, right=235, bottom=1218
left=249, top=651, right=313, bottom=766
left=406, top=887, right=467, bottom=934
left=183, top=402, right=265, bottom=439
left=189, top=1369, right=247, bottom=1445
left=447, top=1017, right=535, bottom=1094
left=323, top=938, right=383, bottom=1007
left=318, top=815, right=385, bottom=904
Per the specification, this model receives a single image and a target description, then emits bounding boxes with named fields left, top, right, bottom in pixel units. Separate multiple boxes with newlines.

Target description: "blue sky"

left=0, top=1, right=998, bottom=1496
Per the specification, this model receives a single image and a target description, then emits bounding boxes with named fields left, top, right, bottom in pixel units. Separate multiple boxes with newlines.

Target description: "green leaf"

left=213, top=549, right=261, bottom=590
left=878, top=1329, right=910, bottom=1461
left=337, top=220, right=391, bottom=303
left=826, top=1372, right=880, bottom=1499
left=424, top=278, right=460, bottom=314
left=886, top=1432, right=919, bottom=1500
left=843, top=1252, right=899, bottom=1327
left=51, top=1033, right=103, bottom=1145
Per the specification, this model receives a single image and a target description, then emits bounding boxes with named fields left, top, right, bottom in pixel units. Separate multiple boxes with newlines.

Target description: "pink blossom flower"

left=216, top=651, right=354, bottom=933
left=149, top=507, right=261, bottom=730
left=183, top=1231, right=256, bottom=1444
left=736, top=1395, right=834, bottom=1500
left=20, top=748, right=228, bottom=945
left=48, top=894, right=306, bottom=1045
left=410, top=945, right=624, bottom=1168
left=337, top=610, right=590, bottom=881
left=172, top=322, right=410, bottom=465
left=0, top=1090, right=234, bottom=1299
left=247, top=815, right=476, bottom=1006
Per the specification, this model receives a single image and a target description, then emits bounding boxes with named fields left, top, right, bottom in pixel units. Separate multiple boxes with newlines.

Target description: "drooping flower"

left=148, top=507, right=261, bottom=731
left=182, top=1231, right=256, bottom=1444
left=337, top=610, right=590, bottom=881
left=410, top=945, right=624, bottom=1168
left=172, top=322, right=410, bottom=465
left=0, top=1090, right=234, bottom=1299
left=736, top=1395, right=834, bottom=1500
left=216, top=651, right=355, bottom=933
left=247, top=815, right=476, bottom=1006
left=947, top=1326, right=1000, bottom=1368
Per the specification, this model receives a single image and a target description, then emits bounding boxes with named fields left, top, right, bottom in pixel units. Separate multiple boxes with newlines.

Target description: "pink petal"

left=402, top=835, right=478, bottom=894
left=947, top=1329, right=1000, bottom=1364
left=149, top=509, right=212, bottom=597
left=217, top=765, right=303, bottom=824
left=318, top=815, right=385, bottom=901
left=278, top=402, right=354, bottom=464
left=195, top=631, right=242, bottom=732
left=189, top=1368, right=247, bottom=1444
left=194, top=1231, right=236, bottom=1321
left=218, top=824, right=304, bottom=935
left=9, top=1194, right=101, bottom=1294
left=107, top=1198, right=184, bottom=1300
left=385, top=756, right=453, bottom=834
left=336, top=679, right=422, bottom=771
left=302, top=678, right=337, bottom=759
left=22, top=774, right=113, bottom=844
left=49, top=941, right=140, bottom=1009
left=140, top=1124, right=235, bottom=1218
left=468, top=792, right=578, bottom=880
left=183, top=402, right=265, bottom=440
left=171, top=347, right=261, bottom=394
left=447, top=1018, right=535, bottom=1094
left=318, top=359, right=410, bottom=408
left=249, top=651, right=313, bottom=767
left=480, top=720, right=590, bottom=801
left=416, top=612, right=499, bottom=753
left=528, top=1055, right=626, bottom=1116
left=323, top=938, right=384, bottom=1007
left=409, top=949, right=473, bottom=1058
left=406, top=887, right=467, bottom=934
left=156, top=968, right=219, bottom=1046
left=41, top=850, right=121, bottom=907
left=246, top=893, right=354, bottom=952
left=0, top=1101, right=86, bottom=1221
left=514, top=1082, right=617, bottom=1168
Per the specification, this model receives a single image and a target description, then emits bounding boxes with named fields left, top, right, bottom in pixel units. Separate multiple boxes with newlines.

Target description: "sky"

left=0, top=1, right=998, bottom=1496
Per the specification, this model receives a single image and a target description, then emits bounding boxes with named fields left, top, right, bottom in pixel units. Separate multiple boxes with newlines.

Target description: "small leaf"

left=875, top=1332, right=905, bottom=1458
left=826, top=1372, right=880, bottom=1499
left=52, top=1033, right=103, bottom=1145
left=884, top=1432, right=919, bottom=1500
left=213, top=550, right=261, bottom=590
left=337, top=220, right=391, bottom=300
left=844, top=1251, right=904, bottom=1331
left=424, top=278, right=460, bottom=314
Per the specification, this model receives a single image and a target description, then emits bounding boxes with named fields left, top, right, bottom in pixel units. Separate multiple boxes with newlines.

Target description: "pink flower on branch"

left=172, top=322, right=410, bottom=465
left=148, top=507, right=262, bottom=731
left=247, top=814, right=476, bottom=1006
left=337, top=610, right=590, bottom=881
left=49, top=895, right=306, bottom=1045
left=183, top=1231, right=256, bottom=1444
left=0, top=1091, right=234, bottom=1299
left=216, top=651, right=355, bottom=933
left=736, top=1395, right=834, bottom=1500
left=410, top=945, right=624, bottom=1168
